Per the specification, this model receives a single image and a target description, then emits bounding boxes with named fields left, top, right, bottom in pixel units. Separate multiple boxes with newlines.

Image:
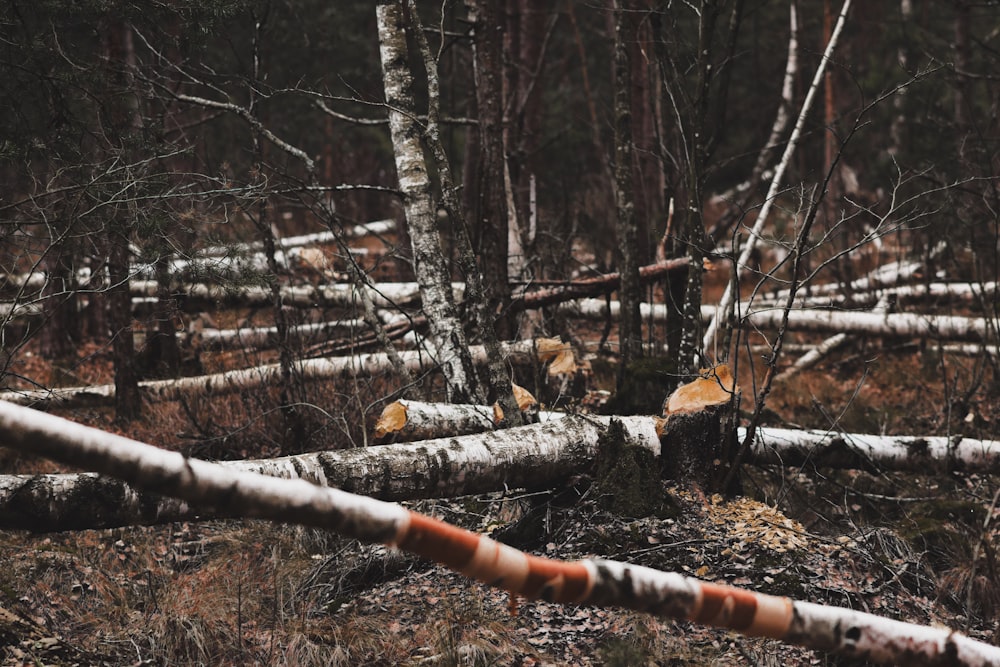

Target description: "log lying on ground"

left=129, top=256, right=690, bottom=315
left=0, top=413, right=659, bottom=532
left=766, top=259, right=927, bottom=303
left=743, top=308, right=997, bottom=343
left=0, top=340, right=537, bottom=409
left=373, top=397, right=566, bottom=443
left=509, top=257, right=689, bottom=313
left=0, top=401, right=996, bottom=666
left=361, top=398, right=1000, bottom=477
left=196, top=220, right=396, bottom=259
left=195, top=318, right=369, bottom=351
left=129, top=280, right=455, bottom=312
left=747, top=426, right=1000, bottom=472
left=775, top=296, right=891, bottom=381
left=569, top=298, right=1000, bottom=344
left=0, top=222, right=397, bottom=293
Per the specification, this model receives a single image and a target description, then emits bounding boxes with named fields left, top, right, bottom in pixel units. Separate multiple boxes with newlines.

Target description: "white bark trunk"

left=775, top=332, right=850, bottom=379
left=747, top=426, right=1000, bottom=472
left=0, top=411, right=654, bottom=531
left=193, top=318, right=369, bottom=351
left=378, top=1, right=479, bottom=403
left=1, top=222, right=396, bottom=291
left=129, top=280, right=460, bottom=308
left=566, top=298, right=999, bottom=344
left=373, top=399, right=565, bottom=442
left=776, top=295, right=891, bottom=380
left=0, top=400, right=996, bottom=666
left=744, top=308, right=996, bottom=343
left=197, top=220, right=395, bottom=259
left=765, top=259, right=926, bottom=303
left=0, top=340, right=538, bottom=408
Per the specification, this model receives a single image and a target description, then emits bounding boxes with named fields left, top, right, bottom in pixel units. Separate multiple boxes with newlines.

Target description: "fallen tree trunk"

left=743, top=308, right=996, bottom=343
left=0, top=413, right=659, bottom=532
left=131, top=257, right=690, bottom=315
left=373, top=398, right=565, bottom=443
left=567, top=298, right=1000, bottom=344
left=194, top=318, right=370, bottom=351
left=196, top=220, right=396, bottom=259
left=10, top=406, right=999, bottom=532
left=510, top=257, right=689, bottom=313
left=0, top=340, right=539, bottom=409
left=129, top=280, right=453, bottom=312
left=0, top=401, right=996, bottom=666
left=1, top=222, right=397, bottom=294
left=747, top=426, right=1000, bottom=473
left=775, top=295, right=891, bottom=381
left=765, top=259, right=927, bottom=303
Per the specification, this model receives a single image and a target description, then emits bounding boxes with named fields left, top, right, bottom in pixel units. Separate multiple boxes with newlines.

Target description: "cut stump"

left=660, top=365, right=741, bottom=493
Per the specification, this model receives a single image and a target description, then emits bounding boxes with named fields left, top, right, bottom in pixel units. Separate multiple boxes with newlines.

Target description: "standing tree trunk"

left=249, top=10, right=308, bottom=453
left=106, top=220, right=141, bottom=422
left=377, top=0, right=481, bottom=404
left=102, top=20, right=142, bottom=422
left=467, top=0, right=513, bottom=340
left=613, top=0, right=644, bottom=385
left=38, top=231, right=80, bottom=361
left=410, top=0, right=523, bottom=425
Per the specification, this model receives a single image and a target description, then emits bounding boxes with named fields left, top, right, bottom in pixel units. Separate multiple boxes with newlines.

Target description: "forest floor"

left=2, top=247, right=1000, bottom=665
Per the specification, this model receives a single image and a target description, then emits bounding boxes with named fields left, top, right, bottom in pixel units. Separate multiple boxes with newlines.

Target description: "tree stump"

left=659, top=365, right=741, bottom=494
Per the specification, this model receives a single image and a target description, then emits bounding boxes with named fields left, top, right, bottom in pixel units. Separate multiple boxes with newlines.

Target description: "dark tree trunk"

left=613, top=0, right=644, bottom=381
left=504, top=0, right=547, bottom=253
left=38, top=236, right=80, bottom=361
left=249, top=10, right=308, bottom=454
left=629, top=11, right=659, bottom=264
left=107, top=223, right=141, bottom=422
left=468, top=0, right=513, bottom=338
left=102, top=20, right=142, bottom=422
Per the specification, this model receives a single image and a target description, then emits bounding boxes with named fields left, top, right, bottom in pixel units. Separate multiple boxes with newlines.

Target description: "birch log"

left=775, top=295, right=891, bottom=381
left=0, top=413, right=658, bottom=531
left=565, top=298, right=1000, bottom=345
left=129, top=280, right=452, bottom=310
left=747, top=426, right=1000, bottom=473
left=0, top=402, right=996, bottom=666
left=743, top=309, right=997, bottom=343
left=1, top=222, right=395, bottom=291
left=190, top=318, right=393, bottom=351
left=6, top=257, right=690, bottom=323
left=373, top=398, right=566, bottom=443
left=0, top=340, right=538, bottom=409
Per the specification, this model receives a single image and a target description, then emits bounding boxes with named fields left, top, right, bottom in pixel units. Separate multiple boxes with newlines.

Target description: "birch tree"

left=377, top=0, right=481, bottom=405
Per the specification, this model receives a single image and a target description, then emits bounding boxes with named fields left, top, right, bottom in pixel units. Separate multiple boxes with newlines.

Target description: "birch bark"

left=0, top=341, right=538, bottom=408
left=377, top=0, right=479, bottom=404
left=0, top=412, right=655, bottom=531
